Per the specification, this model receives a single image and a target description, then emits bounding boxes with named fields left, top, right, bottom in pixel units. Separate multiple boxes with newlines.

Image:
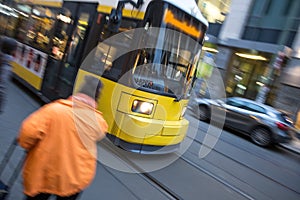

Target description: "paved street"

left=279, top=139, right=300, bottom=155
left=1, top=79, right=300, bottom=200
left=0, top=79, right=177, bottom=200
left=1, top=0, right=300, bottom=199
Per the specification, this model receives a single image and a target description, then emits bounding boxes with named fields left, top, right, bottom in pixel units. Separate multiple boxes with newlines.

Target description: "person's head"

left=78, top=75, right=103, bottom=100
left=0, top=37, right=17, bottom=56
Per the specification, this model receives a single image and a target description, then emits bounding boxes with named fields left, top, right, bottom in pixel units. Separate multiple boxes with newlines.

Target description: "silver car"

left=195, top=97, right=294, bottom=147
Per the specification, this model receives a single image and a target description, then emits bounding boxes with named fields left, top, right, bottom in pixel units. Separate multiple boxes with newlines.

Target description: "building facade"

left=197, top=0, right=300, bottom=117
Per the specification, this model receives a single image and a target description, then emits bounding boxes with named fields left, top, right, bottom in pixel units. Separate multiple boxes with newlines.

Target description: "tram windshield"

left=83, top=2, right=206, bottom=99
left=132, top=39, right=200, bottom=98
left=132, top=3, right=206, bottom=99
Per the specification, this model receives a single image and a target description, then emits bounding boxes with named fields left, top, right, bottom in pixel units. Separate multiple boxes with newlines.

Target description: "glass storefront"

left=225, top=50, right=272, bottom=101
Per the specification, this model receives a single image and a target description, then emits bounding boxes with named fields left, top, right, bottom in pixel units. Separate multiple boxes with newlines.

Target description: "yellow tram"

left=0, top=0, right=208, bottom=153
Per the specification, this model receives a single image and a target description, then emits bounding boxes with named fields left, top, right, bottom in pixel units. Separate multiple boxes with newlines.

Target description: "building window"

left=285, top=31, right=296, bottom=47
left=242, top=27, right=281, bottom=45
left=283, top=0, right=293, bottom=15
left=263, top=0, right=272, bottom=15
left=226, top=52, right=270, bottom=99
left=258, top=29, right=280, bottom=44
left=242, top=27, right=260, bottom=41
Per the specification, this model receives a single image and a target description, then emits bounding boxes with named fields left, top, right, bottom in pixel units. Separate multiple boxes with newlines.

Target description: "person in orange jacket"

left=296, top=110, right=300, bottom=130
left=18, top=75, right=108, bottom=200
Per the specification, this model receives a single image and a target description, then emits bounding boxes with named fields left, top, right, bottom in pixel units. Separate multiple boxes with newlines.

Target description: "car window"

left=226, top=99, right=245, bottom=108
left=244, top=103, right=266, bottom=114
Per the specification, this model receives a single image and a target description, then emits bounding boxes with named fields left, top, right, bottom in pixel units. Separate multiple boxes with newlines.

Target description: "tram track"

left=186, top=110, right=300, bottom=178
left=178, top=154, right=255, bottom=200
left=187, top=110, right=300, bottom=171
left=179, top=136, right=258, bottom=200
left=98, top=139, right=181, bottom=200
left=97, top=136, right=258, bottom=200
left=184, top=113, right=300, bottom=198
left=93, top=112, right=300, bottom=200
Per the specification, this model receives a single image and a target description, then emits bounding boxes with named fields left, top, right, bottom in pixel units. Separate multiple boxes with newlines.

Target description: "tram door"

left=41, top=2, right=98, bottom=101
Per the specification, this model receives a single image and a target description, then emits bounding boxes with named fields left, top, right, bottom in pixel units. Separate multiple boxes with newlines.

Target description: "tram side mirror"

left=108, top=8, right=122, bottom=33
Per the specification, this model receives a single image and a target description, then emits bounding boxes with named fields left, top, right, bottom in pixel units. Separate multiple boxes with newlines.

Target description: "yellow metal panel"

left=97, top=5, right=145, bottom=19
left=123, top=9, right=145, bottom=20
left=108, top=83, right=187, bottom=121
left=143, top=135, right=185, bottom=146
left=12, top=62, right=42, bottom=90
left=116, top=113, right=189, bottom=145
left=16, top=0, right=63, bottom=7
left=153, top=97, right=188, bottom=121
left=117, top=92, right=157, bottom=118
left=118, top=130, right=186, bottom=146
left=76, top=69, right=189, bottom=146
left=74, top=70, right=117, bottom=134
left=121, top=114, right=163, bottom=136
left=296, top=111, right=300, bottom=130
left=97, top=5, right=112, bottom=13
left=162, top=122, right=189, bottom=136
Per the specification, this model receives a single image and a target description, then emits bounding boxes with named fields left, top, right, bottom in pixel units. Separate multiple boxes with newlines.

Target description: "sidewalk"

left=2, top=78, right=300, bottom=199
left=279, top=138, right=300, bottom=155
left=0, top=80, right=42, bottom=200
left=0, top=79, right=172, bottom=200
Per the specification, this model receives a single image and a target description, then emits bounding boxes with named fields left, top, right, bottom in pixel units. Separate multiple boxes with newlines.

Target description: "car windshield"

left=225, top=98, right=246, bottom=108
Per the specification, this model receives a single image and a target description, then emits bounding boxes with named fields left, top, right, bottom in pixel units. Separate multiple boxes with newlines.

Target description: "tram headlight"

left=131, top=100, right=154, bottom=115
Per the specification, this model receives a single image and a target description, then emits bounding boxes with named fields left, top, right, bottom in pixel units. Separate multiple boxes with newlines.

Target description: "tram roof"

left=97, top=0, right=208, bottom=27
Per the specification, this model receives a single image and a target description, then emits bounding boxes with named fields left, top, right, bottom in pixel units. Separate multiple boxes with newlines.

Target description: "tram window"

left=66, top=12, right=89, bottom=64
left=131, top=26, right=199, bottom=98
left=0, top=3, right=60, bottom=53
left=25, top=7, right=56, bottom=50
left=100, top=16, right=137, bottom=41
left=127, top=2, right=205, bottom=98
left=83, top=16, right=139, bottom=80
left=51, top=9, right=72, bottom=60
left=14, top=15, right=29, bottom=41
left=7, top=4, right=58, bottom=51
left=133, top=48, right=191, bottom=96
left=0, top=3, right=23, bottom=37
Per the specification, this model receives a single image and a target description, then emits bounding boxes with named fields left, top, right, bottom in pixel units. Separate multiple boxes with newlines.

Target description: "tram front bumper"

left=109, top=114, right=189, bottom=149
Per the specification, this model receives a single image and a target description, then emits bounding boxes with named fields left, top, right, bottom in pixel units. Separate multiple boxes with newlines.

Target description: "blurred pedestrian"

left=255, top=83, right=270, bottom=104
left=296, top=110, right=300, bottom=130
left=18, top=75, right=108, bottom=200
left=0, top=37, right=17, bottom=113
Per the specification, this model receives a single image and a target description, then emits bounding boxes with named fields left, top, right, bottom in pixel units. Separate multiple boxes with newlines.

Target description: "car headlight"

left=131, top=100, right=154, bottom=115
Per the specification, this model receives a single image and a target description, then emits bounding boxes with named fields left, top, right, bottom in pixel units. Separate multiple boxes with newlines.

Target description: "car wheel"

left=250, top=127, right=272, bottom=147
left=199, top=105, right=209, bottom=121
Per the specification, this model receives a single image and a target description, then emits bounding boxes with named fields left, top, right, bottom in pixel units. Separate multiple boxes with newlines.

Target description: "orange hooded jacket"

left=296, top=111, right=300, bottom=130
left=18, top=95, right=108, bottom=197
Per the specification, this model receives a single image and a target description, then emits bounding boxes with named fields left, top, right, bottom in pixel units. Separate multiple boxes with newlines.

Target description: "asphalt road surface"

left=1, top=79, right=299, bottom=200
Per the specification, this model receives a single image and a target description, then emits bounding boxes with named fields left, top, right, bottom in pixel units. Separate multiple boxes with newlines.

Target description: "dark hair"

left=0, top=37, right=17, bottom=55
left=78, top=75, right=103, bottom=100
